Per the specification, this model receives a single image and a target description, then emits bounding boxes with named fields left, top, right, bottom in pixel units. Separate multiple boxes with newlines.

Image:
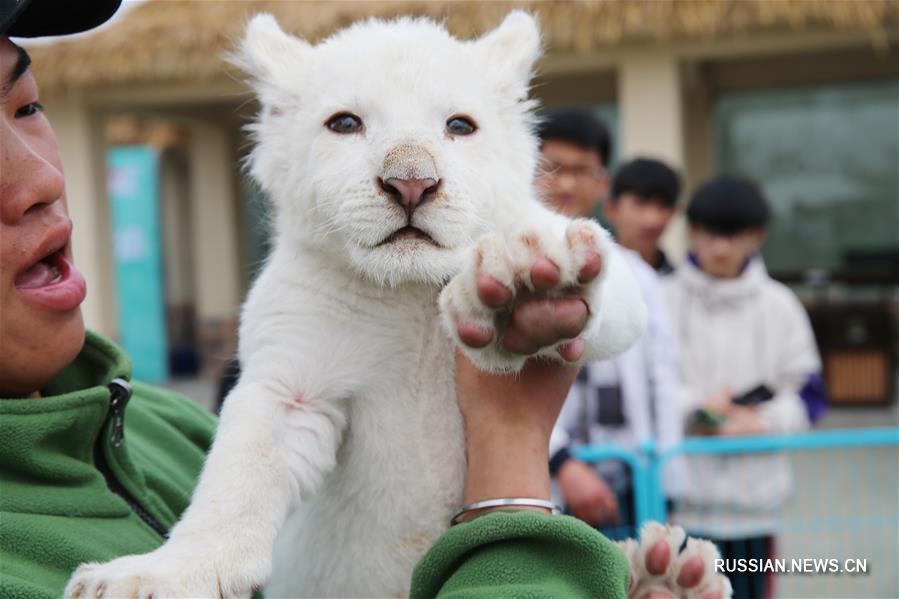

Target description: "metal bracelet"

left=450, top=497, right=560, bottom=526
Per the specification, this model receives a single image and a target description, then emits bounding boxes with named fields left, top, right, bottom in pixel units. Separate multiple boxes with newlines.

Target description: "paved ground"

left=777, top=444, right=897, bottom=598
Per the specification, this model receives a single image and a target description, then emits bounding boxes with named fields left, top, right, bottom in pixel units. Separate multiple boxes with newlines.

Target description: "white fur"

left=64, top=12, right=676, bottom=599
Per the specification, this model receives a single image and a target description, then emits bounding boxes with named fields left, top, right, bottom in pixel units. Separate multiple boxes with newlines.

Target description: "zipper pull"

left=108, top=378, right=133, bottom=448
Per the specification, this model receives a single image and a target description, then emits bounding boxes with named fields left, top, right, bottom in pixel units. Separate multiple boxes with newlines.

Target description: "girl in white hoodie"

left=663, top=176, right=824, bottom=599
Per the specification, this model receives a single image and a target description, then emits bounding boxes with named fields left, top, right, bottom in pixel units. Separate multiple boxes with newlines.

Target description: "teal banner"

left=107, top=146, right=168, bottom=382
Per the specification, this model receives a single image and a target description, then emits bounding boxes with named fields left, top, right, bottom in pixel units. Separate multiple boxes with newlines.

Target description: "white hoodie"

left=662, top=256, right=821, bottom=539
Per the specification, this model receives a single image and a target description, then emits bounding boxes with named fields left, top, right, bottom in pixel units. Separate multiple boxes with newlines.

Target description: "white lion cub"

left=65, top=12, right=727, bottom=599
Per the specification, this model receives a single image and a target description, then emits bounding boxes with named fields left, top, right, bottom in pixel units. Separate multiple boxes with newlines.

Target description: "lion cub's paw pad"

left=440, top=219, right=607, bottom=371
left=619, top=522, right=733, bottom=599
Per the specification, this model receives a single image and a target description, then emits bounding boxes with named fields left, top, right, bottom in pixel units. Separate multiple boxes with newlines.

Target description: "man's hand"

left=456, top=352, right=580, bottom=442
left=454, top=286, right=589, bottom=513
left=716, top=405, right=766, bottom=437
left=701, top=389, right=733, bottom=415
left=556, top=459, right=619, bottom=525
left=456, top=352, right=579, bottom=513
left=699, top=389, right=766, bottom=437
left=453, top=260, right=594, bottom=516
left=455, top=273, right=591, bottom=442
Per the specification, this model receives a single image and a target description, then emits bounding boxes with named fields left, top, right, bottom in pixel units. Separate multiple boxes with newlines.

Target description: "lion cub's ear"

left=232, top=13, right=311, bottom=86
left=473, top=11, right=542, bottom=100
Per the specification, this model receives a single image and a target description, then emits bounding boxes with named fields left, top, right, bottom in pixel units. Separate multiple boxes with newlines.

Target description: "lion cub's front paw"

left=439, top=219, right=607, bottom=372
left=618, top=523, right=733, bottom=599
left=64, top=545, right=263, bottom=599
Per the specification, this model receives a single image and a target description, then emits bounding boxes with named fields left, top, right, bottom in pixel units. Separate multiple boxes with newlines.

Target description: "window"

left=715, top=80, right=899, bottom=275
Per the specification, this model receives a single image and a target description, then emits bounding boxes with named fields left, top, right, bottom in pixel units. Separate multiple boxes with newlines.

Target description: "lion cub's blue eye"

left=326, top=113, right=363, bottom=134
left=446, top=116, right=477, bottom=136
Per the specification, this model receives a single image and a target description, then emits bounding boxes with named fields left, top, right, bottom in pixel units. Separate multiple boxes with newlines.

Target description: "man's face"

left=0, top=38, right=86, bottom=397
left=688, top=225, right=764, bottom=279
left=603, top=192, right=674, bottom=255
left=538, top=139, right=608, bottom=218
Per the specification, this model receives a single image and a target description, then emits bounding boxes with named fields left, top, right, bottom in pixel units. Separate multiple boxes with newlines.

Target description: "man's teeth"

left=14, top=254, right=64, bottom=289
left=49, top=264, right=62, bottom=284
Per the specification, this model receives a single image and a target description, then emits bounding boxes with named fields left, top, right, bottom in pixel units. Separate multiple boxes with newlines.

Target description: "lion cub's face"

left=238, top=12, right=541, bottom=286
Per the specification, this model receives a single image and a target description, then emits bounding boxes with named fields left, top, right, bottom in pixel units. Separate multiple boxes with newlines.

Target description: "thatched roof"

left=28, top=0, right=898, bottom=91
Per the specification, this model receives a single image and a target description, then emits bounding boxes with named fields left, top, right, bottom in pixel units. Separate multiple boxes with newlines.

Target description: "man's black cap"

left=1, top=0, right=122, bottom=38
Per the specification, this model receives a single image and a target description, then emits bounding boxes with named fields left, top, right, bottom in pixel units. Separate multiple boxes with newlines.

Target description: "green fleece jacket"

left=411, top=510, right=629, bottom=598
left=1, top=332, right=628, bottom=598
left=0, top=332, right=216, bottom=598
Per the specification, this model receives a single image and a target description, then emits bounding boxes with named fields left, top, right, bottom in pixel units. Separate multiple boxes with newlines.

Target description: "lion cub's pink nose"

left=379, top=177, right=439, bottom=215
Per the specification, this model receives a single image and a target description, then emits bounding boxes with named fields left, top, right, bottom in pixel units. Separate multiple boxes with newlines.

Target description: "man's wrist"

left=464, top=431, right=551, bottom=504
left=452, top=498, right=557, bottom=525
left=457, top=505, right=553, bottom=524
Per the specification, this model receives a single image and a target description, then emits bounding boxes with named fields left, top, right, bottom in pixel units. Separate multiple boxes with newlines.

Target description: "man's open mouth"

left=13, top=241, right=87, bottom=312
left=15, top=249, right=66, bottom=289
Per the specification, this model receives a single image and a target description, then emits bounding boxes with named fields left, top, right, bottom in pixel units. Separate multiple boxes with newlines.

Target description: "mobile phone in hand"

left=732, top=384, right=774, bottom=406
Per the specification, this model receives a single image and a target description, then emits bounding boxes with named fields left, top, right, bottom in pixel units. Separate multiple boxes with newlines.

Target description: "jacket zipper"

left=94, top=378, right=169, bottom=539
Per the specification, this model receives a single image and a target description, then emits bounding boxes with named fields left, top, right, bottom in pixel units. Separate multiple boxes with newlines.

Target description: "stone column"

left=618, top=51, right=689, bottom=261
left=45, top=92, right=118, bottom=337
left=187, top=123, right=241, bottom=375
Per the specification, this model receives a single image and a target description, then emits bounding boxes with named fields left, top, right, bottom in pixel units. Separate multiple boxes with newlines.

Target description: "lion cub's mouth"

left=380, top=226, right=439, bottom=246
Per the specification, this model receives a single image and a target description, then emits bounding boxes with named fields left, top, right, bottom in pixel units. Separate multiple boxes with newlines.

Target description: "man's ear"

left=473, top=11, right=542, bottom=100
left=231, top=13, right=311, bottom=86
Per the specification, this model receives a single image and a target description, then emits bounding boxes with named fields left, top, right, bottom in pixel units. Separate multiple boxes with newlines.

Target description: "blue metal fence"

left=572, top=427, right=899, bottom=598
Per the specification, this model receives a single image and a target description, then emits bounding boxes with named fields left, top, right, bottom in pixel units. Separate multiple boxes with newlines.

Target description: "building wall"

left=539, top=31, right=897, bottom=262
